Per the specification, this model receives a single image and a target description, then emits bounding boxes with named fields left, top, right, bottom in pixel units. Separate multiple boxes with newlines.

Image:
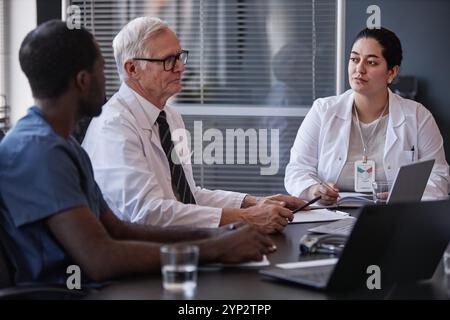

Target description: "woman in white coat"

left=285, top=27, right=449, bottom=204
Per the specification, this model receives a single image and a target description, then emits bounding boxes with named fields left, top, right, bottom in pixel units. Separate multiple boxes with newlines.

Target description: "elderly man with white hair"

left=82, top=17, right=306, bottom=233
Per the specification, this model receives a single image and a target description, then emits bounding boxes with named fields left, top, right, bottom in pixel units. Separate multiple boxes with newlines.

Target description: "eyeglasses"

left=133, top=50, right=189, bottom=71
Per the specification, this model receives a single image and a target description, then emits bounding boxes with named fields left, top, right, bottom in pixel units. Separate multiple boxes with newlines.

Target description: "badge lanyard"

left=353, top=101, right=388, bottom=192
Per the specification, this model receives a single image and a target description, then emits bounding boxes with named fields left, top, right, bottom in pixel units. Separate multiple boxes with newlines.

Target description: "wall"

left=7, top=0, right=62, bottom=126
left=8, top=0, right=36, bottom=125
left=346, top=0, right=450, bottom=161
left=37, top=0, right=61, bottom=25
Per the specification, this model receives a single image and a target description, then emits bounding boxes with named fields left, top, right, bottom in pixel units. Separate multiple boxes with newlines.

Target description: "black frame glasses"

left=133, top=50, right=189, bottom=71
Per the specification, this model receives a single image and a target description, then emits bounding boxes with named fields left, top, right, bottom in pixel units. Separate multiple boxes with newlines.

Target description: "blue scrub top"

left=0, top=106, right=108, bottom=285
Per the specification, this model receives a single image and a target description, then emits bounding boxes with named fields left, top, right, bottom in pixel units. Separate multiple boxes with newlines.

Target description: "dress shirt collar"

left=123, top=82, right=165, bottom=127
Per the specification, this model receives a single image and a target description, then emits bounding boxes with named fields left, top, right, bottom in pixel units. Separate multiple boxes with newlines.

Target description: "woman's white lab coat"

left=285, top=89, right=449, bottom=199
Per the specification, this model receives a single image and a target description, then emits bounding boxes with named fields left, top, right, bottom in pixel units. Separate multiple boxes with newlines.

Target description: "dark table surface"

left=86, top=209, right=450, bottom=300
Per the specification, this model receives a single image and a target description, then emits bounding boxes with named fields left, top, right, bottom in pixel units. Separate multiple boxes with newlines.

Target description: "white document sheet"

left=276, top=258, right=338, bottom=269
left=231, top=255, right=270, bottom=267
left=291, top=209, right=349, bottom=223
left=204, top=255, right=270, bottom=269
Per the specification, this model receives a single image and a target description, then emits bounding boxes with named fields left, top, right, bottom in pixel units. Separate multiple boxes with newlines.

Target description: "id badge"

left=354, top=160, right=375, bottom=192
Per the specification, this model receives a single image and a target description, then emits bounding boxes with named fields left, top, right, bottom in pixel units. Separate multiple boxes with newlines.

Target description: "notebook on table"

left=311, top=192, right=372, bottom=209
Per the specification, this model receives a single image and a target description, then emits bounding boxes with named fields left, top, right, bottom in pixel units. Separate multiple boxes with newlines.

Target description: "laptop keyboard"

left=308, top=218, right=356, bottom=236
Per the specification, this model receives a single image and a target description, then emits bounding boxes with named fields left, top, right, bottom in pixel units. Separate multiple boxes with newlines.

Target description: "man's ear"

left=74, top=70, right=91, bottom=94
left=124, top=60, right=140, bottom=79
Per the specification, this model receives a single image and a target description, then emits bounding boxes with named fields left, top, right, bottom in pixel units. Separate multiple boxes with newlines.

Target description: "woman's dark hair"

left=352, top=27, right=403, bottom=70
left=19, top=20, right=98, bottom=99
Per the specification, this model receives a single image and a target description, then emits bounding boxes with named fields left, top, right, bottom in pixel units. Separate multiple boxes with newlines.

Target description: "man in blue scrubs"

left=0, top=20, right=275, bottom=286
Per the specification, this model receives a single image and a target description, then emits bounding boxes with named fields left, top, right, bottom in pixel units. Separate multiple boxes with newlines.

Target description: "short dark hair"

left=352, top=27, right=403, bottom=70
left=19, top=20, right=98, bottom=99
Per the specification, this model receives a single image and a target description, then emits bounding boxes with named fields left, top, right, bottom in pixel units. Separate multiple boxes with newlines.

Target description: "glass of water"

left=160, top=244, right=199, bottom=296
left=371, top=181, right=392, bottom=204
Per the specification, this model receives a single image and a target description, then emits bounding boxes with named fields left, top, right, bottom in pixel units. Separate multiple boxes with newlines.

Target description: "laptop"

left=387, top=159, right=435, bottom=203
left=260, top=199, right=450, bottom=291
left=308, top=159, right=435, bottom=236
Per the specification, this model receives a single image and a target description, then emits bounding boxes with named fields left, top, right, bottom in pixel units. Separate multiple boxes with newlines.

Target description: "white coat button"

left=387, top=165, right=391, bottom=169
left=338, top=157, right=342, bottom=161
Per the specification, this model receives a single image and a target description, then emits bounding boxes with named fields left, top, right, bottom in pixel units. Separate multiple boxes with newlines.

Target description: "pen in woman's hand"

left=292, top=196, right=322, bottom=213
left=308, top=174, right=336, bottom=193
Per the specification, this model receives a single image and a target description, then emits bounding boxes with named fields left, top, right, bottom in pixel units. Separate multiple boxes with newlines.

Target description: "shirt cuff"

left=202, top=207, right=222, bottom=228
left=297, top=179, right=318, bottom=200
left=234, top=192, right=248, bottom=208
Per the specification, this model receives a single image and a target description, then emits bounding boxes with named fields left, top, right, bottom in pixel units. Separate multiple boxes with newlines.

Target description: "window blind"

left=70, top=0, right=337, bottom=195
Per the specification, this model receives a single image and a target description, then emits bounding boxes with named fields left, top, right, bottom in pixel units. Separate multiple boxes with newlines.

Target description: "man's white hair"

left=113, top=17, right=170, bottom=81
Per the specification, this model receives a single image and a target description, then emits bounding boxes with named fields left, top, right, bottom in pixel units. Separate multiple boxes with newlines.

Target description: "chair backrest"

left=0, top=233, right=13, bottom=288
left=389, top=75, right=418, bottom=100
left=1, top=131, right=11, bottom=286
left=0, top=202, right=13, bottom=288
left=72, top=117, right=92, bottom=144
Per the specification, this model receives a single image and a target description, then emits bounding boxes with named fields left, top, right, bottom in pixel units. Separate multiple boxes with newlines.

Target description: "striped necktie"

left=156, top=111, right=196, bottom=204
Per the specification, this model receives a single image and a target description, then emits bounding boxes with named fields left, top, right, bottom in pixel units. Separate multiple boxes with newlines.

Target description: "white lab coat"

left=82, top=83, right=246, bottom=228
left=285, top=89, right=450, bottom=199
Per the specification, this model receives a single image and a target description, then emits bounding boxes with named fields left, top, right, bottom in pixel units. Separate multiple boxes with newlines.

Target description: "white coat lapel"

left=325, top=91, right=353, bottom=182
left=116, top=83, right=166, bottom=155
left=384, top=89, right=405, bottom=159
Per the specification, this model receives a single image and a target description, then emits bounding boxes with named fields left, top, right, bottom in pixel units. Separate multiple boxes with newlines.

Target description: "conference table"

left=85, top=207, right=450, bottom=300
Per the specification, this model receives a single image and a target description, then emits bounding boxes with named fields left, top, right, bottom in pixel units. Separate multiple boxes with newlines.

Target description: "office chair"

left=0, top=228, right=87, bottom=299
left=389, top=76, right=418, bottom=100
left=72, top=116, right=92, bottom=144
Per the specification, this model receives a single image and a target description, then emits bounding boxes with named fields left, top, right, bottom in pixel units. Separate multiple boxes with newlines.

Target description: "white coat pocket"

left=399, top=150, right=415, bottom=165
